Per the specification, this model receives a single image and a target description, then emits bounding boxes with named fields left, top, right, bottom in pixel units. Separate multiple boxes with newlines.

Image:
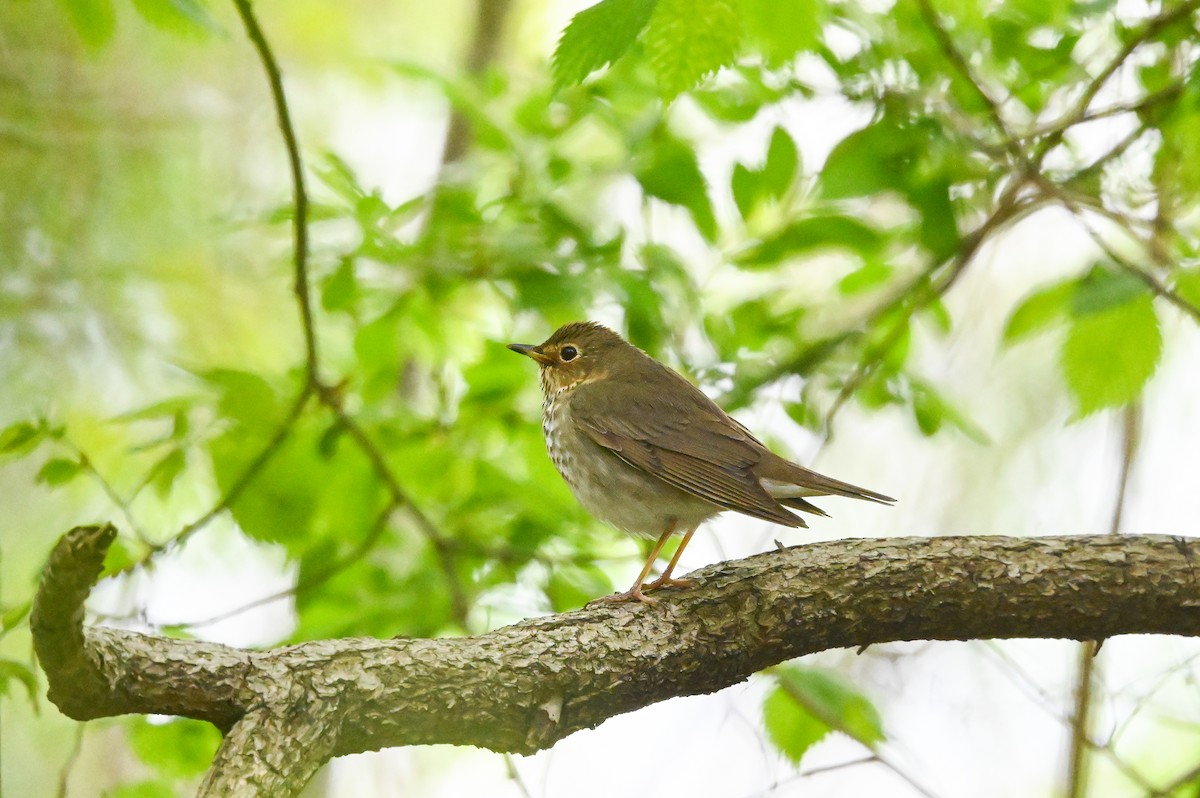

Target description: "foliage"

left=6, top=0, right=1200, bottom=793
left=763, top=666, right=885, bottom=765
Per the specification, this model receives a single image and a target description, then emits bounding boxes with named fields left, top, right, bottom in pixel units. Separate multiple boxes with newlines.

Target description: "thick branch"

left=33, top=526, right=1200, bottom=797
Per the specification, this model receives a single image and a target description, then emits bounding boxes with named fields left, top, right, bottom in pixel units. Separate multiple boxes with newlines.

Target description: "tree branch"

left=31, top=525, right=1200, bottom=796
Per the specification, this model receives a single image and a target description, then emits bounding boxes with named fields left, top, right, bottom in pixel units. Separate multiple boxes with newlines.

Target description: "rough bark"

left=31, top=525, right=1200, bottom=797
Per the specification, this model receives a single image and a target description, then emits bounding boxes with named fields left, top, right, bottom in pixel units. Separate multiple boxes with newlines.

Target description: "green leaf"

left=0, top=421, right=45, bottom=456
left=784, top=401, right=821, bottom=431
left=314, top=151, right=366, bottom=206
left=128, top=717, right=221, bottom=779
left=764, top=666, right=885, bottom=765
left=151, top=449, right=187, bottom=498
left=1, top=601, right=31, bottom=634
left=0, top=658, right=38, bottom=704
left=102, top=536, right=141, bottom=577
left=1070, top=265, right=1148, bottom=316
left=737, top=0, right=822, bottom=65
left=110, top=397, right=196, bottom=424
left=1002, top=279, right=1076, bottom=344
left=130, top=0, right=221, bottom=36
left=910, top=379, right=990, bottom=443
left=763, top=679, right=831, bottom=763
left=643, top=0, right=742, bottom=98
left=737, top=216, right=884, bottom=267
left=1062, top=294, right=1161, bottom=416
left=732, top=127, right=800, bottom=219
left=107, top=780, right=179, bottom=798
left=36, top=457, right=83, bottom=487
left=731, top=163, right=760, bottom=220
left=61, top=0, right=116, bottom=49
left=820, top=122, right=904, bottom=199
left=839, top=262, right=893, bottom=295
left=322, top=258, right=360, bottom=314
left=203, top=369, right=283, bottom=429
left=920, top=296, right=953, bottom=336
left=635, top=132, right=717, bottom=241
left=1170, top=266, right=1200, bottom=311
left=761, top=127, right=799, bottom=199
left=552, top=0, right=659, bottom=88
left=819, top=118, right=959, bottom=259
left=546, top=564, right=613, bottom=611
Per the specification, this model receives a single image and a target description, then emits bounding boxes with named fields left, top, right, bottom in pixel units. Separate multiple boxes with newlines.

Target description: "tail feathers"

left=760, top=461, right=896, bottom=506
left=778, top=496, right=828, bottom=518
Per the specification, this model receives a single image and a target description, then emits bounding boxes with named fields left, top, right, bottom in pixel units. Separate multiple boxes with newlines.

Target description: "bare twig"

left=441, top=0, right=513, bottom=164
left=315, top=385, right=469, bottom=623
left=54, top=723, right=85, bottom=798
left=231, top=0, right=318, bottom=381
left=1023, top=80, right=1184, bottom=140
left=1065, top=642, right=1098, bottom=798
left=503, top=753, right=534, bottom=798
left=179, top=501, right=399, bottom=629
left=1065, top=402, right=1143, bottom=798
left=979, top=642, right=1157, bottom=793
left=61, top=438, right=149, bottom=545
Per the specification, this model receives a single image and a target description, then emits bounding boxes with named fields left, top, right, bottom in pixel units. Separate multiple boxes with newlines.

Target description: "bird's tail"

left=759, top=455, right=896, bottom=506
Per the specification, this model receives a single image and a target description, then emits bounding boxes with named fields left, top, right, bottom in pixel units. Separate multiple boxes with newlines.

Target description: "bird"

left=508, top=321, right=894, bottom=604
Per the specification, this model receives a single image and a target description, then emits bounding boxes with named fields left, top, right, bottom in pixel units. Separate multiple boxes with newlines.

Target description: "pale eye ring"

left=560, top=345, right=579, bottom=362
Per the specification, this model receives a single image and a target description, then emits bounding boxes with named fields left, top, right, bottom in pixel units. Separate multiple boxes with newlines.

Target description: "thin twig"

left=1065, top=402, right=1142, bottom=797
left=822, top=187, right=1042, bottom=436
left=61, top=438, right=149, bottom=545
left=1033, top=0, right=1200, bottom=164
left=179, top=501, right=399, bottom=629
left=777, top=677, right=944, bottom=798
left=316, top=384, right=470, bottom=623
left=978, top=642, right=1158, bottom=792
left=1023, top=80, right=1184, bottom=140
left=503, top=753, right=534, bottom=798
left=55, top=723, right=85, bottom=798
left=1038, top=177, right=1200, bottom=323
left=914, top=0, right=1028, bottom=169
left=1065, top=642, right=1097, bottom=798
left=165, top=386, right=314, bottom=554
left=229, top=0, right=470, bottom=627
left=231, top=0, right=318, bottom=382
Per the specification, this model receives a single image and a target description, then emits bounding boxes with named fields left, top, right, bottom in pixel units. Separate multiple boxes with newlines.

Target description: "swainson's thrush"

left=509, top=321, right=894, bottom=604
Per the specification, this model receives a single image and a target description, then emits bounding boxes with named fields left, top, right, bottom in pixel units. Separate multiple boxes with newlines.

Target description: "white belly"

left=543, top=392, right=718, bottom=537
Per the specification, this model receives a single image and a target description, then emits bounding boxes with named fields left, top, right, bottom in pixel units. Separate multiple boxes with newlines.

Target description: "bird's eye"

left=560, top=345, right=579, bottom=362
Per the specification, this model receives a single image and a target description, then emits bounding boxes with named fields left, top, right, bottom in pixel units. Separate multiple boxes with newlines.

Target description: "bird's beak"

left=507, top=342, right=552, bottom=365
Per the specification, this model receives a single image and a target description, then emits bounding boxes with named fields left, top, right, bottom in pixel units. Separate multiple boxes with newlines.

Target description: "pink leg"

left=643, top=525, right=698, bottom=592
left=591, top=525, right=676, bottom=605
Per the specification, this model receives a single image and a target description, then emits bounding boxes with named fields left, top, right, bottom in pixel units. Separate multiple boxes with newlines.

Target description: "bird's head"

left=508, top=321, right=630, bottom=395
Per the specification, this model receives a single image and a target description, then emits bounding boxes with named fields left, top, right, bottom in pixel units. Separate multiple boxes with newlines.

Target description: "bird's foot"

left=642, top=575, right=696, bottom=592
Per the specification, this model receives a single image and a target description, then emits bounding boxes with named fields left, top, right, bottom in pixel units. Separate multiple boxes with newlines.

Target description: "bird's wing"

left=570, top=365, right=805, bottom=527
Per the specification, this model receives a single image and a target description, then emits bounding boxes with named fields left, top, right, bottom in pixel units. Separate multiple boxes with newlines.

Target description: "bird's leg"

left=643, top=525, right=698, bottom=592
left=590, top=525, right=676, bottom=605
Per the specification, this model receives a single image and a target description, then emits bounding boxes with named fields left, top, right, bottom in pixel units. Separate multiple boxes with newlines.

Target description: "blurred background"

left=3, top=0, right=1200, bottom=795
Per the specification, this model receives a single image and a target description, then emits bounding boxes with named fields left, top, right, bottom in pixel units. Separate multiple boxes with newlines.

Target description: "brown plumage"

left=509, top=321, right=894, bottom=604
